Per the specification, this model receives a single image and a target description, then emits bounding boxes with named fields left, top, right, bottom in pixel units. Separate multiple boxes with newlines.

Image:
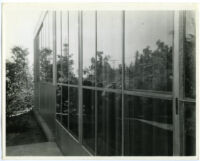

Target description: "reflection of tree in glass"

left=184, top=34, right=195, bottom=98
left=40, top=48, right=53, bottom=82
left=57, top=54, right=62, bottom=82
left=57, top=43, right=76, bottom=84
left=56, top=85, right=62, bottom=113
left=83, top=40, right=172, bottom=91
left=83, top=51, right=122, bottom=88
left=63, top=44, right=76, bottom=84
left=83, top=56, right=95, bottom=86
left=125, top=40, right=172, bottom=91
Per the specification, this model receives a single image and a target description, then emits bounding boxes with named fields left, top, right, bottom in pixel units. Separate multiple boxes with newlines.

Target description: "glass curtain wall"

left=182, top=11, right=196, bottom=156
left=39, top=12, right=54, bottom=83
left=82, top=11, right=96, bottom=153
left=50, top=10, right=196, bottom=156
left=56, top=11, right=79, bottom=139
left=124, top=11, right=174, bottom=156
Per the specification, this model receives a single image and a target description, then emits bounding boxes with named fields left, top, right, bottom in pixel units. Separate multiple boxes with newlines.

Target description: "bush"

left=6, top=46, right=33, bottom=118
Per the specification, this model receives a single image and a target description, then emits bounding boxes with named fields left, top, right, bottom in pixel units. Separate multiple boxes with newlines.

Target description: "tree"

left=57, top=43, right=75, bottom=84
left=40, top=48, right=53, bottom=82
left=124, top=40, right=172, bottom=91
left=83, top=51, right=122, bottom=88
left=6, top=46, right=33, bottom=118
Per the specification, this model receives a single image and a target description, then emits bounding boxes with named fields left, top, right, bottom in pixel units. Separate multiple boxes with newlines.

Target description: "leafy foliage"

left=184, top=34, right=195, bottom=98
left=57, top=43, right=77, bottom=84
left=39, top=48, right=53, bottom=82
left=82, top=40, right=172, bottom=90
left=125, top=40, right=173, bottom=91
left=6, top=46, right=33, bottom=118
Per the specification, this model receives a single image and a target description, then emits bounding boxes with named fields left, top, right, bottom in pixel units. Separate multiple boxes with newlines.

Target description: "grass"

left=6, top=110, right=47, bottom=146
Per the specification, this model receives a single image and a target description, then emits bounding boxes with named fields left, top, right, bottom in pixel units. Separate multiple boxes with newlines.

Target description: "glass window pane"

left=184, top=11, right=196, bottom=98
left=62, top=12, right=69, bottom=84
left=125, top=11, right=174, bottom=91
left=97, top=91, right=122, bottom=155
left=56, top=85, right=62, bottom=121
left=82, top=11, right=95, bottom=86
left=124, top=95, right=173, bottom=156
left=49, top=12, right=54, bottom=79
left=97, top=11, right=122, bottom=89
left=41, top=26, right=44, bottom=49
left=45, top=14, right=48, bottom=49
left=184, top=102, right=196, bottom=155
left=62, top=86, right=69, bottom=129
left=56, top=12, right=63, bottom=83
left=38, top=31, right=40, bottom=50
left=39, top=13, right=53, bottom=83
left=39, top=31, right=41, bottom=51
left=69, top=87, right=79, bottom=137
left=49, top=11, right=53, bottom=53
left=56, top=114, right=62, bottom=122
left=82, top=89, right=95, bottom=153
left=47, top=13, right=53, bottom=82
left=69, top=11, right=79, bottom=84
left=43, top=17, right=46, bottom=48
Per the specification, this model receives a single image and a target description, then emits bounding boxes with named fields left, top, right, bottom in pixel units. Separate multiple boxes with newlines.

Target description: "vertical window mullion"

left=94, top=10, right=97, bottom=156
left=53, top=11, right=57, bottom=85
left=173, top=10, right=182, bottom=156
left=60, top=11, right=63, bottom=123
left=67, top=11, right=70, bottom=130
left=122, top=10, right=125, bottom=156
left=78, top=11, right=83, bottom=143
left=54, top=11, right=57, bottom=123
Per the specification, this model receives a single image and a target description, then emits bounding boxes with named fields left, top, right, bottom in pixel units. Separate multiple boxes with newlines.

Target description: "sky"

left=4, top=7, right=42, bottom=74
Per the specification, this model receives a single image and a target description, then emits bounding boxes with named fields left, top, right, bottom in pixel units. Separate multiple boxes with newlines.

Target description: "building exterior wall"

left=34, top=10, right=196, bottom=156
left=56, top=121, right=90, bottom=156
left=39, top=83, right=56, bottom=135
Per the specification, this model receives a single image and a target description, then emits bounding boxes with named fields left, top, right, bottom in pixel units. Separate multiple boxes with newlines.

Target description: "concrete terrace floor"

left=6, top=110, right=63, bottom=156
left=6, top=142, right=62, bottom=156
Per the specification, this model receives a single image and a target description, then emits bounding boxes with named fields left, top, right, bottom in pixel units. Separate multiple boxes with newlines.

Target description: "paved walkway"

left=6, top=142, right=62, bottom=156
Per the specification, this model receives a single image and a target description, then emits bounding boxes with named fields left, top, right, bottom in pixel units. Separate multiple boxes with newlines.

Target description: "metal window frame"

left=173, top=11, right=182, bottom=156
left=94, top=10, right=98, bottom=156
left=34, top=10, right=192, bottom=156
left=121, top=10, right=125, bottom=156
left=179, top=11, right=196, bottom=156
left=67, top=10, right=70, bottom=131
left=78, top=10, right=83, bottom=143
left=57, top=10, right=176, bottom=155
left=37, top=11, right=54, bottom=84
left=53, top=11, right=57, bottom=135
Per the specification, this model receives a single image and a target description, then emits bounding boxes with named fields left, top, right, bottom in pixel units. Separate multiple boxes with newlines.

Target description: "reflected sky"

left=69, top=11, right=79, bottom=77
left=97, top=11, right=123, bottom=68
left=125, top=11, right=174, bottom=65
left=82, top=11, right=174, bottom=70
left=62, top=12, right=69, bottom=57
left=56, top=12, right=62, bottom=56
left=83, top=11, right=95, bottom=74
left=53, top=11, right=174, bottom=75
left=185, top=11, right=195, bottom=38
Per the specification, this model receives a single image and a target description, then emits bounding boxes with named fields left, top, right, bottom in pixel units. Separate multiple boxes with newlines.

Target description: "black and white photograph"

left=2, top=2, right=198, bottom=158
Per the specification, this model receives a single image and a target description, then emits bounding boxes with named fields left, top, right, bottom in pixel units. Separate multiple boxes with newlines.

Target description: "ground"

left=6, top=110, right=47, bottom=146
